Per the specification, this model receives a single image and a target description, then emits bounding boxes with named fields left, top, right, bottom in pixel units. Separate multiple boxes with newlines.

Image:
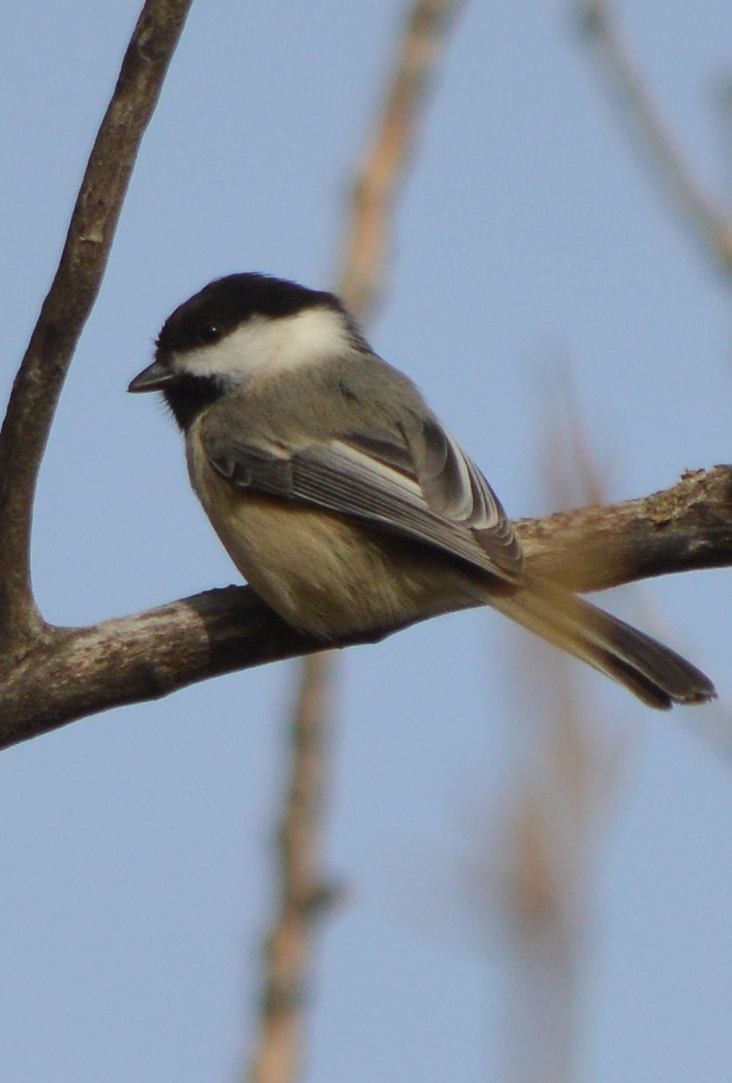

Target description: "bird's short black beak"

left=128, top=360, right=176, bottom=393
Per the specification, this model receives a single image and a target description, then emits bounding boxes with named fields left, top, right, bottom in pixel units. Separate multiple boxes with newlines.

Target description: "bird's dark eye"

left=199, top=323, right=222, bottom=344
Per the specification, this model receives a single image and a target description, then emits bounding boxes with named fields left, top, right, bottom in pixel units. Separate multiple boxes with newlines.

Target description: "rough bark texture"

left=515, top=466, right=732, bottom=590
left=1, top=3, right=729, bottom=755
left=0, top=465, right=729, bottom=748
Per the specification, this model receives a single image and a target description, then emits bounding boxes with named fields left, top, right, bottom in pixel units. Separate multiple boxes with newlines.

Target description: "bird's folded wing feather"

left=203, top=418, right=523, bottom=581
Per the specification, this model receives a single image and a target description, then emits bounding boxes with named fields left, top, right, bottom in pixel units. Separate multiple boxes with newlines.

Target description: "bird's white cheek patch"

left=174, top=307, right=352, bottom=381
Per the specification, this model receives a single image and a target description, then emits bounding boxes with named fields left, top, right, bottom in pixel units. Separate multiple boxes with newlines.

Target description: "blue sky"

left=2, top=2, right=732, bottom=1080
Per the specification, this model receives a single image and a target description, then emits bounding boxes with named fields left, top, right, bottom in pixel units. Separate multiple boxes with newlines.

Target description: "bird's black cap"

left=156, top=273, right=345, bottom=357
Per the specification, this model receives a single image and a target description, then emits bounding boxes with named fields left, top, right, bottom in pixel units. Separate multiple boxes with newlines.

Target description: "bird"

left=128, top=272, right=715, bottom=710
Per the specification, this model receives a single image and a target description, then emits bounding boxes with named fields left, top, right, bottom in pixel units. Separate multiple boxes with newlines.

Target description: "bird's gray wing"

left=361, top=417, right=520, bottom=569
left=203, top=419, right=523, bottom=581
left=340, top=417, right=522, bottom=573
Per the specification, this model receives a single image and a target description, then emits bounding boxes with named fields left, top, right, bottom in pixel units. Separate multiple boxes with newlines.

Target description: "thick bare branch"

left=516, top=465, right=732, bottom=590
left=0, top=465, right=729, bottom=749
left=0, top=0, right=192, bottom=648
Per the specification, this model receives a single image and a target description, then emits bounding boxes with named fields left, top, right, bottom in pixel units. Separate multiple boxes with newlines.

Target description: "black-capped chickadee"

left=129, top=273, right=715, bottom=709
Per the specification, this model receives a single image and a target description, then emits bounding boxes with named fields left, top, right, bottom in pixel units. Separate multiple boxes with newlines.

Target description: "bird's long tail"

left=490, top=578, right=715, bottom=709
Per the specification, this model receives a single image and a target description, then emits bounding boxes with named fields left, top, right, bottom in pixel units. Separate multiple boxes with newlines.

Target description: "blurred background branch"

left=576, top=0, right=732, bottom=274
left=246, top=2, right=465, bottom=1080
left=476, top=402, right=624, bottom=1083
left=247, top=661, right=340, bottom=1083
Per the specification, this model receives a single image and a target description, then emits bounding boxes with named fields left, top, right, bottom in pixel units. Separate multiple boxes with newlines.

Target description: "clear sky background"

left=2, top=2, right=732, bottom=1080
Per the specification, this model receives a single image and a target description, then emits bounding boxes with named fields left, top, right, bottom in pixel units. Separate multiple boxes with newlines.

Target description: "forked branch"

left=0, top=0, right=192, bottom=649
left=1, top=2, right=729, bottom=754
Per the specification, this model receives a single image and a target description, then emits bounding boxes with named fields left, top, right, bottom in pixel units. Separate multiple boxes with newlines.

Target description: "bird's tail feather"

left=490, top=578, right=715, bottom=710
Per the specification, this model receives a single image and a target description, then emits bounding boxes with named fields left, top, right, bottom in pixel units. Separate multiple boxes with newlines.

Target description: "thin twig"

left=0, top=0, right=193, bottom=652
left=248, top=2, right=466, bottom=1081
left=338, top=0, right=465, bottom=315
left=576, top=0, right=732, bottom=273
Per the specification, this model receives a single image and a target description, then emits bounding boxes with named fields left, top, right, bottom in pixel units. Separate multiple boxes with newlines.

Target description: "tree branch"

left=516, top=465, right=732, bottom=590
left=0, top=465, right=729, bottom=749
left=576, top=0, right=732, bottom=273
left=0, top=0, right=192, bottom=650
